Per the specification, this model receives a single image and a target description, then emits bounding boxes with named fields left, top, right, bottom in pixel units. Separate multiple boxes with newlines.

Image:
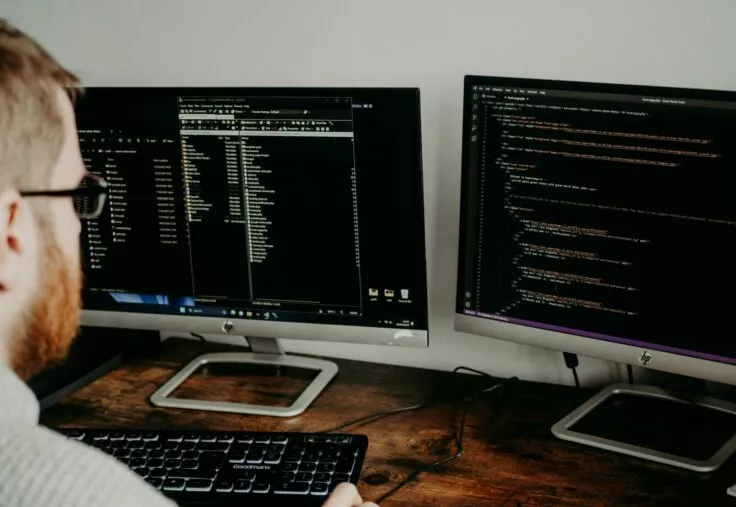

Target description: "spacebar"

left=167, top=469, right=218, bottom=480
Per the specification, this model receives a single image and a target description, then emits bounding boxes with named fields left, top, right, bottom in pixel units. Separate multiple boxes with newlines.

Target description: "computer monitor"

left=455, top=75, right=736, bottom=470
left=75, top=87, right=428, bottom=416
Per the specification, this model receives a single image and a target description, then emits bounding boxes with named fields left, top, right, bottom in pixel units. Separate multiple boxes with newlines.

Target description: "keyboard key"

left=228, top=450, right=247, bottom=463
left=145, top=442, right=163, bottom=451
left=271, top=436, right=289, bottom=445
left=183, top=433, right=200, bottom=442
left=141, top=432, right=158, bottom=441
left=166, top=433, right=183, bottom=442
left=165, top=450, right=183, bottom=460
left=311, top=482, right=329, bottom=496
left=252, top=483, right=270, bottom=494
left=146, top=477, right=163, bottom=490
left=275, top=481, right=310, bottom=495
left=131, top=449, right=148, bottom=459
left=267, top=443, right=286, bottom=454
left=110, top=441, right=127, bottom=450
left=133, top=467, right=148, bottom=478
left=236, top=434, right=254, bottom=444
left=264, top=451, right=282, bottom=464
left=200, top=435, right=217, bottom=443
left=198, top=442, right=229, bottom=452
left=125, top=433, right=142, bottom=441
left=255, top=436, right=271, bottom=444
left=281, top=462, right=299, bottom=472
left=237, top=471, right=256, bottom=482
left=284, top=452, right=302, bottom=463
left=246, top=453, right=264, bottom=464
left=217, top=434, right=234, bottom=443
left=181, top=459, right=198, bottom=469
left=299, top=463, right=317, bottom=473
left=333, top=473, right=351, bottom=484
left=317, top=463, right=335, bottom=473
left=128, top=441, right=144, bottom=449
left=148, top=458, right=164, bottom=468
left=314, top=473, right=332, bottom=483
left=335, top=456, right=355, bottom=474
left=109, top=432, right=125, bottom=441
left=279, top=472, right=296, bottom=482
left=113, top=449, right=131, bottom=459
left=167, top=469, right=218, bottom=480
left=296, top=472, right=314, bottom=482
left=179, top=441, right=196, bottom=451
left=130, top=457, right=147, bottom=468
left=182, top=450, right=199, bottom=460
left=302, top=452, right=321, bottom=463
left=163, top=441, right=180, bottom=450
left=92, top=432, right=108, bottom=441
left=215, top=480, right=233, bottom=492
left=149, top=468, right=166, bottom=478
left=164, top=458, right=181, bottom=469
left=186, top=479, right=213, bottom=492
left=234, top=480, right=252, bottom=493
left=163, top=478, right=185, bottom=491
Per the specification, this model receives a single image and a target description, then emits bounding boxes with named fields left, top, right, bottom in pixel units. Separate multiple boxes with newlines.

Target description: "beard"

left=10, top=229, right=82, bottom=380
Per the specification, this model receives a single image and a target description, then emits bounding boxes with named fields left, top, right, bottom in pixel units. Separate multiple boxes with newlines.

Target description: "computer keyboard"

left=56, top=428, right=368, bottom=506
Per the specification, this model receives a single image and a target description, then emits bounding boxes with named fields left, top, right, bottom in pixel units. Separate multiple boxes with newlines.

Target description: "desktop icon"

left=384, top=289, right=395, bottom=298
left=401, top=289, right=409, bottom=299
left=369, top=288, right=379, bottom=297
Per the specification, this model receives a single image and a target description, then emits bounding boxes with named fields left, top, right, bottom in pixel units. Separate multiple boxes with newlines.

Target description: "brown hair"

left=0, top=19, right=80, bottom=197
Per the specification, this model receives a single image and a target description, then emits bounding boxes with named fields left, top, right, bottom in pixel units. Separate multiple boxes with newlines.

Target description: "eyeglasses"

left=20, top=173, right=108, bottom=219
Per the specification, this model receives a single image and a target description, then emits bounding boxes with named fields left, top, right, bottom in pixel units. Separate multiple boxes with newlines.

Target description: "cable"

left=375, top=376, right=518, bottom=503
left=191, top=332, right=207, bottom=343
left=627, top=364, right=634, bottom=385
left=317, top=366, right=497, bottom=434
left=563, top=352, right=580, bottom=388
left=317, top=365, right=518, bottom=503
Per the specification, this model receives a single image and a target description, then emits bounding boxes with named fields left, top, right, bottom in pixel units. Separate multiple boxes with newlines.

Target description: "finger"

left=360, top=503, right=379, bottom=507
left=322, top=482, right=362, bottom=506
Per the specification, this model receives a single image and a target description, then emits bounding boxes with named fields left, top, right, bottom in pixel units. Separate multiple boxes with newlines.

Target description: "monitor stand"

left=149, top=337, right=338, bottom=417
left=552, top=383, right=736, bottom=472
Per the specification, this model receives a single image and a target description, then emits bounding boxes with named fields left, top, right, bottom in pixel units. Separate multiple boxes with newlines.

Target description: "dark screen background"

left=457, top=76, right=736, bottom=364
left=77, top=87, right=428, bottom=330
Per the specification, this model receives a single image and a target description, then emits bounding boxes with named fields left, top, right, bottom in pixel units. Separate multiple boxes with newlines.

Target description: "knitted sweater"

left=0, top=363, right=175, bottom=507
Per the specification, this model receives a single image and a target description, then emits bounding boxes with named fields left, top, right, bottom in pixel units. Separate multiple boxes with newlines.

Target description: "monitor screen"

left=76, top=87, right=427, bottom=335
left=456, top=75, right=736, bottom=367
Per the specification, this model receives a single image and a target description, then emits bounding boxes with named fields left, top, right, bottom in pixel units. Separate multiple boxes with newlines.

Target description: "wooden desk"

left=41, top=338, right=735, bottom=506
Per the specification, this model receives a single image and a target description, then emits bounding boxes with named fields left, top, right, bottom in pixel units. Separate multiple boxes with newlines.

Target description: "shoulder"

left=0, top=424, right=175, bottom=507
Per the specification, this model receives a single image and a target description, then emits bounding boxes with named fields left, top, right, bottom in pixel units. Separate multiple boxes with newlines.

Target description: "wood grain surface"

left=40, top=338, right=736, bottom=506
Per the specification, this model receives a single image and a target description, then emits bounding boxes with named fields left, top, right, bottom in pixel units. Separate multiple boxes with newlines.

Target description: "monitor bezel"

left=79, top=86, right=429, bottom=349
left=454, top=74, right=736, bottom=386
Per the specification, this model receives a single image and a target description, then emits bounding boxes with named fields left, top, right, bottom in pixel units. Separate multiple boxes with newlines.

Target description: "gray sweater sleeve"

left=0, top=424, right=176, bottom=507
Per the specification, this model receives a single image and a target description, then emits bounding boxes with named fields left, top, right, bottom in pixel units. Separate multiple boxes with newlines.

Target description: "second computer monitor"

left=76, top=87, right=428, bottom=347
left=455, top=75, right=736, bottom=384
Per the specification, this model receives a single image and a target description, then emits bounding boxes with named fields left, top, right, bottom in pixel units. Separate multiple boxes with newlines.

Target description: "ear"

left=0, top=188, right=36, bottom=292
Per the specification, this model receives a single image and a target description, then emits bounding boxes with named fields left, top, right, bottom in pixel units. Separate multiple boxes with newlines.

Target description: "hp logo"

left=221, top=320, right=234, bottom=334
left=639, top=351, right=652, bottom=367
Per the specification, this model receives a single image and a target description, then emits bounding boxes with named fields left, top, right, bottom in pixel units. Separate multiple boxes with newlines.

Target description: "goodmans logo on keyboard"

left=232, top=464, right=272, bottom=470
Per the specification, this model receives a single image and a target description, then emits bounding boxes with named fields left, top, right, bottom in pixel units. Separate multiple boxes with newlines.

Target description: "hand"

left=322, top=482, right=378, bottom=506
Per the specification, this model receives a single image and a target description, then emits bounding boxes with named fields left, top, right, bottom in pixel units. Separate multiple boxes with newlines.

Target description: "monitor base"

left=552, top=383, right=736, bottom=472
left=149, top=337, right=338, bottom=417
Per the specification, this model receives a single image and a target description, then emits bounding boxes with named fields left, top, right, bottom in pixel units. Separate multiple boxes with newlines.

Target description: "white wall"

left=6, top=0, right=736, bottom=387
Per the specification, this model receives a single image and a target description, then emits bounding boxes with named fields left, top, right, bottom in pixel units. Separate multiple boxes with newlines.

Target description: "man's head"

left=0, top=19, right=86, bottom=379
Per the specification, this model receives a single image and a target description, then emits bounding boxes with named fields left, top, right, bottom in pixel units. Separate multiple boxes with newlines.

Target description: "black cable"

left=374, top=376, right=518, bottom=503
left=563, top=352, right=580, bottom=388
left=627, top=364, right=634, bottom=385
left=317, top=366, right=496, bottom=434
left=318, top=365, right=518, bottom=503
left=191, top=332, right=207, bottom=343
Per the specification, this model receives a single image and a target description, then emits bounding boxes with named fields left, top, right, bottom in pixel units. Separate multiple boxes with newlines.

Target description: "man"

left=0, top=19, right=376, bottom=507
